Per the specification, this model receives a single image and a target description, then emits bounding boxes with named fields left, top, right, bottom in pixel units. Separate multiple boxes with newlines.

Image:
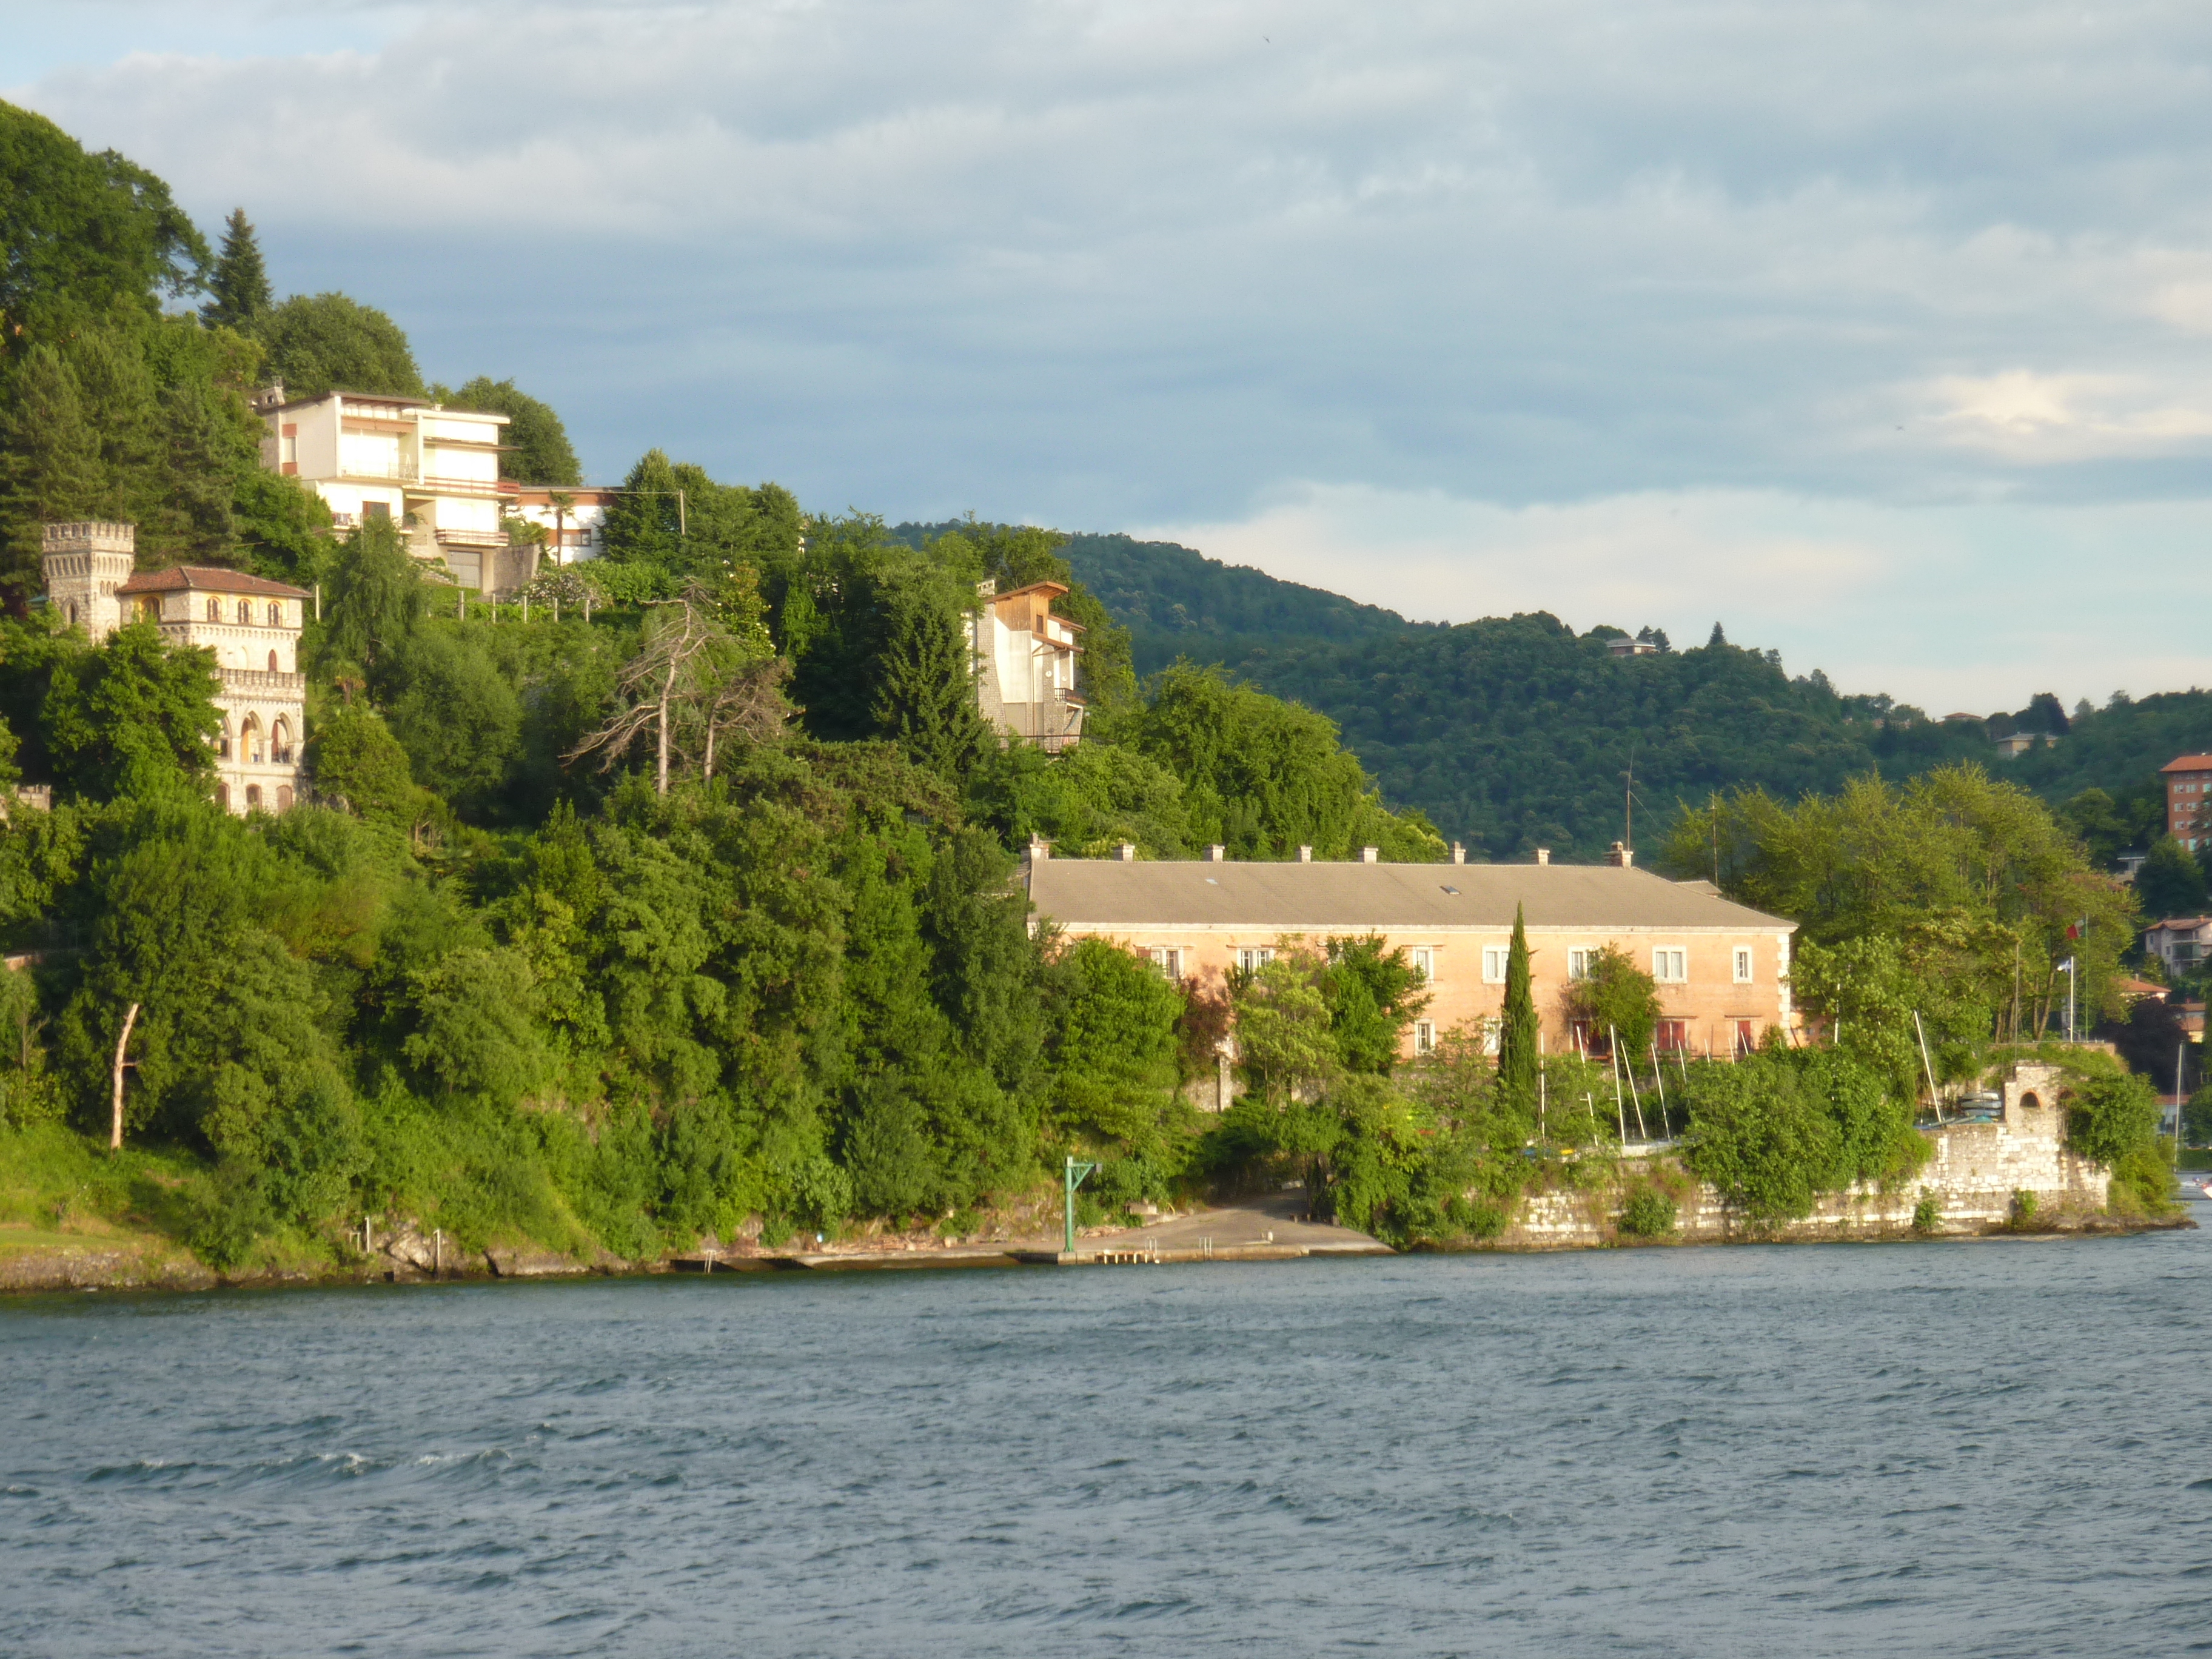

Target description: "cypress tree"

left=202, top=209, right=273, bottom=333
left=1496, top=902, right=1538, bottom=1112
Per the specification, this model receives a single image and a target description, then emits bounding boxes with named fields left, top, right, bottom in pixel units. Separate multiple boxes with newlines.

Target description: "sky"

left=8, top=0, right=2212, bottom=712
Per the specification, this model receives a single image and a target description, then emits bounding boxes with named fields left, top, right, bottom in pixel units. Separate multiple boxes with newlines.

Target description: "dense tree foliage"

left=255, top=292, right=423, bottom=401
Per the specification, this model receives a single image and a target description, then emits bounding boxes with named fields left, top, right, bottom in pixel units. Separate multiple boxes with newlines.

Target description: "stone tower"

left=41, top=522, right=136, bottom=642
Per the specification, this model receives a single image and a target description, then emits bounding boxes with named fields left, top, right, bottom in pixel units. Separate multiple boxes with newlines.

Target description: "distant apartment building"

left=972, top=579, right=1085, bottom=751
left=42, top=521, right=308, bottom=814
left=2162, top=754, right=2212, bottom=850
left=2143, top=916, right=2212, bottom=974
left=508, top=486, right=620, bottom=565
left=252, top=384, right=537, bottom=594
left=1025, top=846, right=1797, bottom=1073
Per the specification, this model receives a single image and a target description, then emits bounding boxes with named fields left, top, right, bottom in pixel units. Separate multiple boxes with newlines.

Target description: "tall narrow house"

left=970, top=578, right=1085, bottom=751
left=42, top=522, right=310, bottom=813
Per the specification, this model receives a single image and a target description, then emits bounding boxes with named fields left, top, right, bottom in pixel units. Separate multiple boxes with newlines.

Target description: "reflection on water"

left=5, top=1212, right=2210, bottom=1658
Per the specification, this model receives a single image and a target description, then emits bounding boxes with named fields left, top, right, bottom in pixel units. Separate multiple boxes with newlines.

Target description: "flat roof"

left=1027, top=858, right=1795, bottom=933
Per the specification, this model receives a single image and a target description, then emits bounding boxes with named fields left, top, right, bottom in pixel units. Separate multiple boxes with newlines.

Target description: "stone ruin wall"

left=1503, top=1063, right=2113, bottom=1248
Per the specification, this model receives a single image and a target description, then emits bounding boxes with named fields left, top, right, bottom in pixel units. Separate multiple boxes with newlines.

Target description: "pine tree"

left=1496, top=902, right=1539, bottom=1113
left=1708, top=621, right=1726, bottom=648
left=871, top=574, right=990, bottom=779
left=202, top=209, right=272, bottom=333
left=0, top=346, right=103, bottom=592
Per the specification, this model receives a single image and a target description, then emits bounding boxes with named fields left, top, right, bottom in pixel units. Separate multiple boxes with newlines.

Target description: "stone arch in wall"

left=272, top=716, right=293, bottom=764
left=216, top=713, right=233, bottom=759
left=2020, top=1092, right=2042, bottom=1112
left=215, top=781, right=230, bottom=811
left=240, top=712, right=263, bottom=764
left=246, top=784, right=263, bottom=810
left=268, top=649, right=278, bottom=672
left=276, top=785, right=293, bottom=812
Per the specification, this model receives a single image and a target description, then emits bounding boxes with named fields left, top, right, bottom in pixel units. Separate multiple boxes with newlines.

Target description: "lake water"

left=5, top=1212, right=2211, bottom=1658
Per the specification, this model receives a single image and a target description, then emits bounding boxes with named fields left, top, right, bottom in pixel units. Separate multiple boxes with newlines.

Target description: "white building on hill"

left=971, top=578, right=1085, bottom=751
left=252, top=384, right=538, bottom=594
left=42, top=521, right=309, bottom=814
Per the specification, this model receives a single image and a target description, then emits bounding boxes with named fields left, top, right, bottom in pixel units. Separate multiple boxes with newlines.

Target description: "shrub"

left=1680, top=1054, right=1840, bottom=1222
left=1911, top=1193, right=1940, bottom=1233
left=1618, top=1183, right=1677, bottom=1239
left=2009, top=1188, right=2039, bottom=1228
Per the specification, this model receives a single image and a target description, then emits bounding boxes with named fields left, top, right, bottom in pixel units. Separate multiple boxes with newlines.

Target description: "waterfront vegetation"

left=0, top=99, right=2182, bottom=1275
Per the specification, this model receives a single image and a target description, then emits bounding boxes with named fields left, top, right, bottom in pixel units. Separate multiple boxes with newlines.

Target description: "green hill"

left=903, top=523, right=2212, bottom=863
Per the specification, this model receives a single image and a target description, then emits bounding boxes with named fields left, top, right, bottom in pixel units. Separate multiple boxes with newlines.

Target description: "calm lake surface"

left=5, top=1212, right=2211, bottom=1658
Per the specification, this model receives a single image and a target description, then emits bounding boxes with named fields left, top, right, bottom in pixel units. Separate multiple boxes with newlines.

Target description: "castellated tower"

left=41, top=521, right=136, bottom=642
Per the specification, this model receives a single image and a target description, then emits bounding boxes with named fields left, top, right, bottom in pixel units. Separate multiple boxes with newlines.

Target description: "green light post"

left=1064, top=1155, right=1099, bottom=1255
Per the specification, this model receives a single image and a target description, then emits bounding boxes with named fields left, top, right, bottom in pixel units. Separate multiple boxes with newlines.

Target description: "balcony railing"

left=340, top=457, right=418, bottom=483
left=416, top=474, right=517, bottom=498
left=217, top=668, right=307, bottom=694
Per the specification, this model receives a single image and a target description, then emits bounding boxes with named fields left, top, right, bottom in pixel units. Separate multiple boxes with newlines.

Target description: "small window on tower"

left=206, top=598, right=220, bottom=622
left=267, top=602, right=281, bottom=626
left=237, top=600, right=250, bottom=625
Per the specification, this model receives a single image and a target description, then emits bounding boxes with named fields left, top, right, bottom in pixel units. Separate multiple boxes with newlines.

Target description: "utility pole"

left=2057, top=956, right=2077, bottom=1043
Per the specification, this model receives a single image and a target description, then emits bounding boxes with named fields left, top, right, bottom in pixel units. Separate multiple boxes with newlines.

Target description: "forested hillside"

left=1004, top=527, right=2211, bottom=862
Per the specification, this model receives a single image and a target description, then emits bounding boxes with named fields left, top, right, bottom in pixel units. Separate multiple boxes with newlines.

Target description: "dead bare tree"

left=109, top=1002, right=139, bottom=1152
left=691, top=653, right=794, bottom=779
left=567, top=588, right=721, bottom=794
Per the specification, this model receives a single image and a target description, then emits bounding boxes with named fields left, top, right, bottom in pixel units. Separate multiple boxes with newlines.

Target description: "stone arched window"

left=268, top=649, right=279, bottom=672
left=206, top=598, right=220, bottom=622
left=242, top=714, right=263, bottom=765
left=246, top=785, right=263, bottom=810
left=216, top=716, right=232, bottom=760
left=215, top=782, right=230, bottom=811
left=236, top=600, right=250, bottom=625
left=272, top=718, right=292, bottom=765
left=276, top=786, right=293, bottom=812
left=267, top=602, right=282, bottom=626
left=65, top=602, right=76, bottom=626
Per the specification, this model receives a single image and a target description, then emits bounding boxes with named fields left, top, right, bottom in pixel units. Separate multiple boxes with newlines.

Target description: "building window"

left=1236, top=947, right=1275, bottom=973
left=1147, top=946, right=1182, bottom=979
left=1480, top=1017, right=1501, bottom=1056
left=1482, top=946, right=1507, bottom=983
left=1411, top=947, right=1433, bottom=982
left=1652, top=948, right=1686, bottom=983
left=1656, top=1019, right=1689, bottom=1053
left=1414, top=1021, right=1435, bottom=1055
left=276, top=786, right=293, bottom=812
left=237, top=600, right=251, bottom=625
left=1734, top=1020, right=1757, bottom=1057
left=1733, top=947, right=1754, bottom=984
left=245, top=785, right=263, bottom=809
left=267, top=603, right=281, bottom=626
left=1567, top=947, right=1595, bottom=980
left=206, top=598, right=220, bottom=622
left=269, top=650, right=279, bottom=672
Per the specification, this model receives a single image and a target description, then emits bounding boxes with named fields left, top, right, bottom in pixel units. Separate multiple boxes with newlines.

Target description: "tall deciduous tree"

left=41, top=620, right=222, bottom=801
left=0, top=100, right=209, bottom=352
left=1496, top=903, right=1538, bottom=1110
left=201, top=209, right=272, bottom=333
left=320, top=518, right=426, bottom=681
left=256, top=292, right=424, bottom=400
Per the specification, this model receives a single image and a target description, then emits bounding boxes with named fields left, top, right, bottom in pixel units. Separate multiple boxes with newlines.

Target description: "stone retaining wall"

left=1503, top=1062, right=2113, bottom=1248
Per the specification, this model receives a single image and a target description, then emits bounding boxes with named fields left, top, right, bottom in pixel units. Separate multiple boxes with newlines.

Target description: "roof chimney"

left=1535, top=848, right=1550, bottom=866
left=1028, top=834, right=1051, bottom=862
left=1452, top=842, right=1465, bottom=865
left=1207, top=844, right=1225, bottom=862
left=1298, top=845, right=1312, bottom=862
left=1117, top=842, right=1136, bottom=862
left=1606, top=842, right=1634, bottom=868
left=1361, top=846, right=1379, bottom=864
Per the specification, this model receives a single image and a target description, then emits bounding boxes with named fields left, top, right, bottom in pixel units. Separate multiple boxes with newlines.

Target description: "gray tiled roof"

left=1027, top=858, right=1794, bottom=933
